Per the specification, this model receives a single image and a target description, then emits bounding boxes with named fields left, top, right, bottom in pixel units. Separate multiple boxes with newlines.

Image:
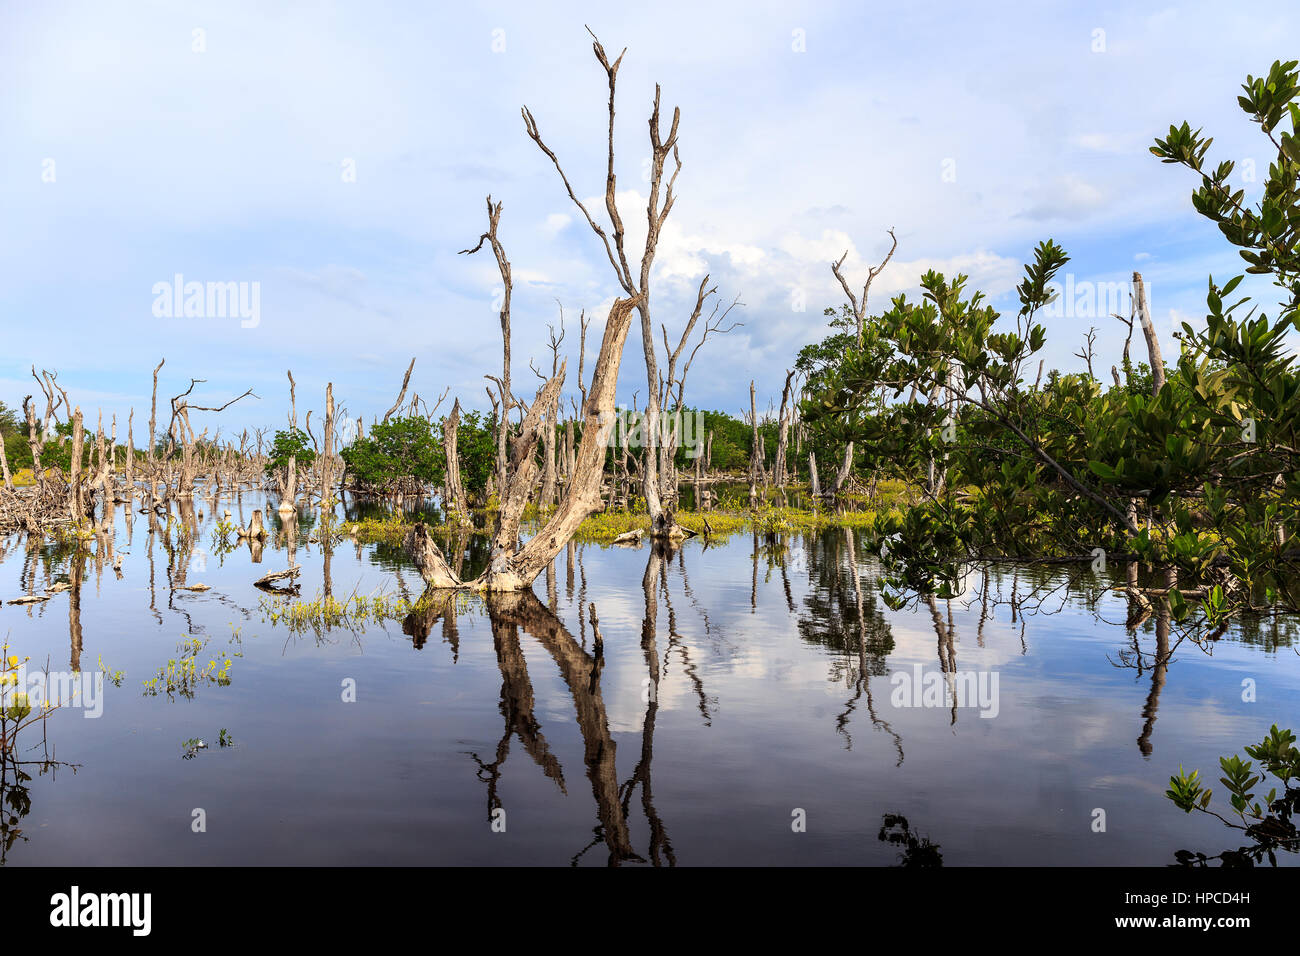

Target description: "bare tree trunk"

left=444, top=399, right=467, bottom=519
left=280, top=370, right=297, bottom=514
left=23, top=397, right=45, bottom=495
left=321, top=383, right=335, bottom=511
left=540, top=405, right=557, bottom=508
left=69, top=407, right=84, bottom=520
left=461, top=198, right=513, bottom=498
left=382, top=358, right=417, bottom=423
left=809, top=452, right=820, bottom=499
left=407, top=295, right=642, bottom=592
left=0, top=424, right=12, bottom=492
left=748, top=380, right=759, bottom=505
left=149, top=359, right=163, bottom=467
left=830, top=442, right=853, bottom=498
left=774, top=369, right=795, bottom=488
left=493, top=372, right=565, bottom=557
left=1133, top=271, right=1165, bottom=396
left=124, top=410, right=134, bottom=501
left=564, top=418, right=576, bottom=490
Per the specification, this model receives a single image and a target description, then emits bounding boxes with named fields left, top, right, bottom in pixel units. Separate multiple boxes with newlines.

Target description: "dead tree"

left=0, top=422, right=11, bottom=492
left=148, top=359, right=164, bottom=497
left=660, top=277, right=742, bottom=511
left=123, top=409, right=135, bottom=501
left=774, top=369, right=798, bottom=487
left=167, top=379, right=256, bottom=499
left=494, top=368, right=565, bottom=557
left=830, top=442, right=854, bottom=498
left=531, top=311, right=566, bottom=509
left=321, top=383, right=335, bottom=509
left=461, top=197, right=513, bottom=495
left=443, top=398, right=467, bottom=519
left=523, top=29, right=683, bottom=538
left=24, top=368, right=66, bottom=496
left=406, top=295, right=643, bottom=592
left=1133, top=271, right=1165, bottom=396
left=832, top=228, right=898, bottom=348
left=382, top=358, right=417, bottom=424
left=278, top=371, right=298, bottom=512
left=748, top=381, right=760, bottom=505
left=68, top=408, right=84, bottom=520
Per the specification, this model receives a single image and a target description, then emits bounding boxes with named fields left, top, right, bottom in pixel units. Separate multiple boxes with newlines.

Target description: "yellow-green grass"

left=336, top=498, right=908, bottom=547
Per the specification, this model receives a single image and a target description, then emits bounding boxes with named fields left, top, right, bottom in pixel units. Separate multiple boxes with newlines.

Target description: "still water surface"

left=1, top=490, right=1296, bottom=866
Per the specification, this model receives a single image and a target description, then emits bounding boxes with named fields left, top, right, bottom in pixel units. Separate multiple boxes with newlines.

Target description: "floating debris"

left=254, top=565, right=301, bottom=589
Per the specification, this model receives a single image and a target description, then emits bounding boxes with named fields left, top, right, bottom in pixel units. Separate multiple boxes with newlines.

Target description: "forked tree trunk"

left=406, top=295, right=642, bottom=592
left=23, top=398, right=45, bottom=494
left=494, top=370, right=565, bottom=555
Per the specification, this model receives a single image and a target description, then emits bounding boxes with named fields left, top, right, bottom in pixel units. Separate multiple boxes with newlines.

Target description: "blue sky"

left=2, top=0, right=1296, bottom=436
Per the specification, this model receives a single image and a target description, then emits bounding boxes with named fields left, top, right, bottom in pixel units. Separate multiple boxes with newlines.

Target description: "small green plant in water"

left=143, top=637, right=233, bottom=699
left=1166, top=724, right=1300, bottom=866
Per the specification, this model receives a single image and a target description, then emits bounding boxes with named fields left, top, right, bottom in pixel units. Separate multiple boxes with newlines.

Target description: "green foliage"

left=454, top=410, right=496, bottom=497
left=265, top=427, right=315, bottom=476
left=1166, top=725, right=1299, bottom=866
left=341, top=416, right=441, bottom=492
left=0, top=401, right=19, bottom=438
left=793, top=61, right=1300, bottom=624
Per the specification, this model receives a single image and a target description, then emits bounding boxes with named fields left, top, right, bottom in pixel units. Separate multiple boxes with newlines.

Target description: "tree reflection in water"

left=415, top=542, right=687, bottom=866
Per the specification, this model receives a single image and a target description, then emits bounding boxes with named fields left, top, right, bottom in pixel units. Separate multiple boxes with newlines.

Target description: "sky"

left=1, top=0, right=1297, bottom=439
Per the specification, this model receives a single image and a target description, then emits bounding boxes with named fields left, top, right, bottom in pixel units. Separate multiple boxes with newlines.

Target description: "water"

left=1, top=491, right=1297, bottom=866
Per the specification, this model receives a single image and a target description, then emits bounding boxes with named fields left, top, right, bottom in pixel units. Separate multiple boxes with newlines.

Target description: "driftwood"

left=254, top=565, right=301, bottom=589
